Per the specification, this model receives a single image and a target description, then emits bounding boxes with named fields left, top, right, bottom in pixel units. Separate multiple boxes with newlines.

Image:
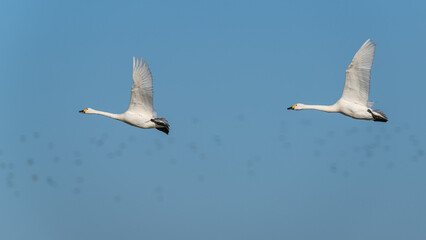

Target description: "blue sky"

left=1, top=0, right=426, bottom=239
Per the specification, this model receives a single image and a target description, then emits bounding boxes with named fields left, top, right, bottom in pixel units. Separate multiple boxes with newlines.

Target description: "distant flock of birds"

left=1, top=117, right=423, bottom=201
left=79, top=39, right=387, bottom=135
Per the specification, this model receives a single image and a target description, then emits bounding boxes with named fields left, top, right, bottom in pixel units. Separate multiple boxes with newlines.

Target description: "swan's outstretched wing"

left=128, top=57, right=154, bottom=116
left=341, top=39, right=376, bottom=106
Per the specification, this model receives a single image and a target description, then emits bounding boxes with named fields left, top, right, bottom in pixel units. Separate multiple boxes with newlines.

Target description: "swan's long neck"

left=87, top=109, right=124, bottom=121
left=300, top=104, right=338, bottom=113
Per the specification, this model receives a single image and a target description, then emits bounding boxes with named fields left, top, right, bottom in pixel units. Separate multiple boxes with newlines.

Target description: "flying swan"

left=79, top=57, right=170, bottom=134
left=287, top=39, right=387, bottom=122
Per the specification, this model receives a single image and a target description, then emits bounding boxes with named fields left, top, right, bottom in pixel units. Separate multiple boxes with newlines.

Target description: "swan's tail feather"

left=151, top=118, right=170, bottom=135
left=372, top=109, right=388, bottom=122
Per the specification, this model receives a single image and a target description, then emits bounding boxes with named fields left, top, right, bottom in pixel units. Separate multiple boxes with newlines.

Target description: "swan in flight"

left=79, top=57, right=170, bottom=134
left=287, top=39, right=387, bottom=122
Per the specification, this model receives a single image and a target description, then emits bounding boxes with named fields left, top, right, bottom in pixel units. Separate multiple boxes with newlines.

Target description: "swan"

left=79, top=57, right=170, bottom=134
left=287, top=39, right=387, bottom=122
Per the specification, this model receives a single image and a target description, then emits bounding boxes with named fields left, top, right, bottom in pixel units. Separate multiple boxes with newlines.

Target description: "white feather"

left=341, top=39, right=376, bottom=106
left=128, top=57, right=155, bottom=117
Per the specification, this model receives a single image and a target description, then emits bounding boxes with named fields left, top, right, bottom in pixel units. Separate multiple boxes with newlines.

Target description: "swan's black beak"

left=79, top=109, right=87, bottom=113
left=287, top=106, right=295, bottom=110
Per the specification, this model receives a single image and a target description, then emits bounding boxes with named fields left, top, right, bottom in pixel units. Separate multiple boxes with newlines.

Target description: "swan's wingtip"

left=365, top=38, right=376, bottom=46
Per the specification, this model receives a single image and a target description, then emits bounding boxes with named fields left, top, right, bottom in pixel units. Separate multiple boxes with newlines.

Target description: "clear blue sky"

left=1, top=0, right=426, bottom=239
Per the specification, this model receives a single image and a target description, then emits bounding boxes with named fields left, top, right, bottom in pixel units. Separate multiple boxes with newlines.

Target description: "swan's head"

left=287, top=104, right=303, bottom=110
left=79, top=108, right=94, bottom=114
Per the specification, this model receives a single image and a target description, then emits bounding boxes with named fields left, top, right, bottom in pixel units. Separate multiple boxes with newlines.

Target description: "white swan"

left=80, top=57, right=170, bottom=134
left=288, top=39, right=387, bottom=122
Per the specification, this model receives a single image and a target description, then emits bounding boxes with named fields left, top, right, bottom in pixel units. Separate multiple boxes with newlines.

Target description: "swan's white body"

left=288, top=39, right=387, bottom=122
left=80, top=58, right=170, bottom=134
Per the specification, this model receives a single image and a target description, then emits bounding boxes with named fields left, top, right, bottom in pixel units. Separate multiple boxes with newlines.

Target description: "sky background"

left=1, top=0, right=426, bottom=239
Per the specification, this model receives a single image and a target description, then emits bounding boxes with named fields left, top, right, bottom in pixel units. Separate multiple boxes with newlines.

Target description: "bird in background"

left=80, top=57, right=170, bottom=134
left=288, top=39, right=387, bottom=122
